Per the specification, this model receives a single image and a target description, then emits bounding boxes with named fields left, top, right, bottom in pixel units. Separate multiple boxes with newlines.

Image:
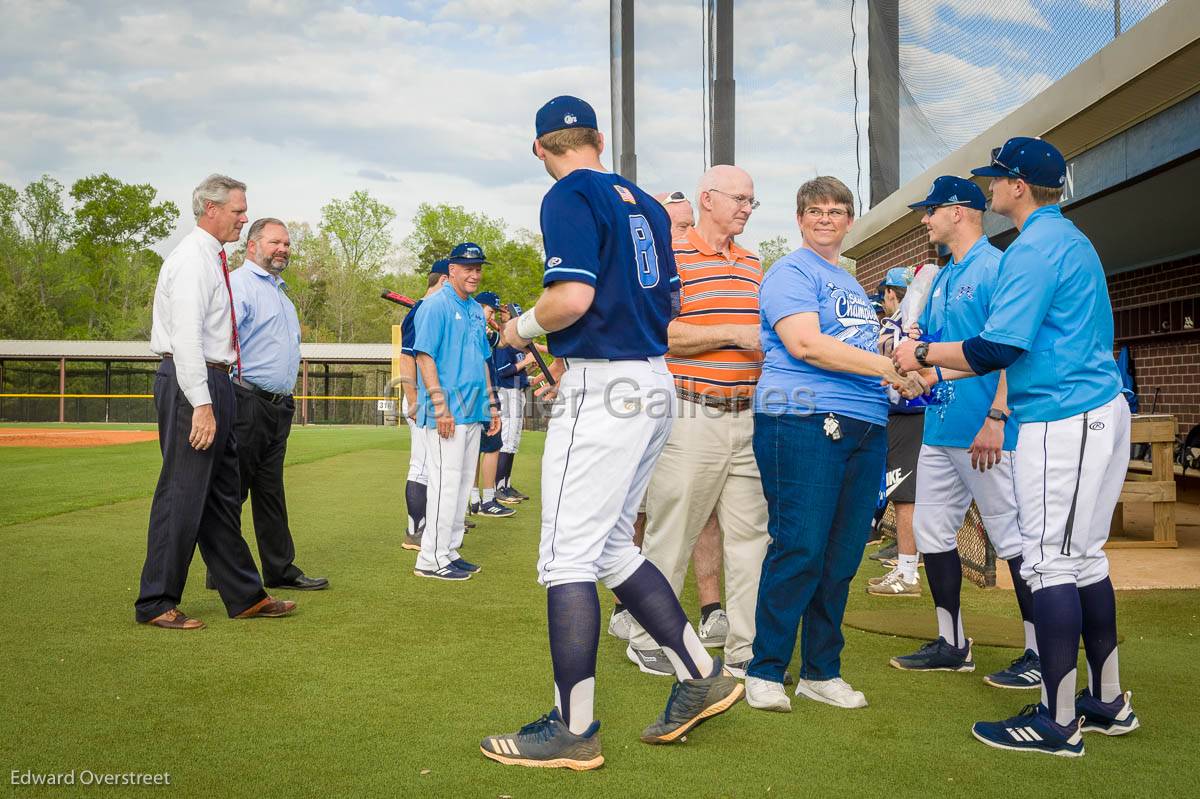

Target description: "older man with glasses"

left=625, top=165, right=770, bottom=679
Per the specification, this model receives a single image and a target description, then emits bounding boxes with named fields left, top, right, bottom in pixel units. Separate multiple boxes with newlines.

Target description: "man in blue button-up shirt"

left=223, top=217, right=327, bottom=591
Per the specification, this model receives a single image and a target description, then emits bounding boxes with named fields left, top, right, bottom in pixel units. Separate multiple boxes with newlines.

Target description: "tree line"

left=0, top=173, right=797, bottom=344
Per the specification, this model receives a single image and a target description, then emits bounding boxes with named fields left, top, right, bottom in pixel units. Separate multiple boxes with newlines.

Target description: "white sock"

left=554, top=678, right=595, bottom=736
left=1024, top=621, right=1039, bottom=655
left=471, top=488, right=481, bottom=504
left=935, top=606, right=965, bottom=649
left=483, top=488, right=495, bottom=503
left=898, top=553, right=919, bottom=581
left=660, top=624, right=716, bottom=682
left=1046, top=668, right=1078, bottom=727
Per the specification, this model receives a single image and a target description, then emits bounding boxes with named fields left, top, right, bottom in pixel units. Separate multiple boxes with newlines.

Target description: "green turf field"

left=2, top=425, right=1197, bottom=798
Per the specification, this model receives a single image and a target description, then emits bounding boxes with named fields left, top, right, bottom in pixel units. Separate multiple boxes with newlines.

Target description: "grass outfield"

left=2, top=425, right=1198, bottom=797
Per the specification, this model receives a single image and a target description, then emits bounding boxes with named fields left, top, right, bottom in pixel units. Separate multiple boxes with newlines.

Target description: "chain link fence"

left=879, top=500, right=997, bottom=587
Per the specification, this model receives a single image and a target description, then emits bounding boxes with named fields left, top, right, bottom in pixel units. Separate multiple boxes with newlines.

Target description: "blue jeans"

left=747, top=411, right=886, bottom=683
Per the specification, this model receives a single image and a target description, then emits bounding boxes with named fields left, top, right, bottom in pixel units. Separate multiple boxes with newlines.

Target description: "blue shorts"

left=480, top=427, right=502, bottom=454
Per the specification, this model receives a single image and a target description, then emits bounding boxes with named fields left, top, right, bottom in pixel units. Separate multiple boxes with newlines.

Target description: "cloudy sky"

left=0, top=0, right=1161, bottom=261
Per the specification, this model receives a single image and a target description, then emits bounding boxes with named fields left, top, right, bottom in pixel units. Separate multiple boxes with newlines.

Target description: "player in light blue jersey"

left=481, top=96, right=742, bottom=771
left=896, top=138, right=1138, bottom=757
left=886, top=176, right=1040, bottom=690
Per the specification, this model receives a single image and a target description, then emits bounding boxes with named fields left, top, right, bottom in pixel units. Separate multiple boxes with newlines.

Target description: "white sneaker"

left=866, top=569, right=921, bottom=597
left=794, top=677, right=868, bottom=708
left=745, top=677, right=792, bottom=712
left=697, top=608, right=729, bottom=647
left=607, top=609, right=632, bottom=640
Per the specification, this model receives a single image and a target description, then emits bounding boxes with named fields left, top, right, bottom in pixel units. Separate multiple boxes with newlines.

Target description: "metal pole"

left=609, top=0, right=636, bottom=180
left=868, top=0, right=900, bottom=207
left=104, top=360, right=111, bottom=423
left=301, top=360, right=309, bottom=426
left=710, top=0, right=735, bottom=165
left=58, top=357, right=66, bottom=423
left=1114, top=0, right=1122, bottom=37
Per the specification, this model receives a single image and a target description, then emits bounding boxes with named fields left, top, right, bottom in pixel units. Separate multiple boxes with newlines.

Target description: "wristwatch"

left=914, top=342, right=931, bottom=368
left=986, top=408, right=1009, bottom=423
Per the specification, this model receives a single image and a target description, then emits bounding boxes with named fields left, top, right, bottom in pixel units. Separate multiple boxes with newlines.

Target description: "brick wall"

left=1108, top=254, right=1200, bottom=431
left=854, top=226, right=937, bottom=292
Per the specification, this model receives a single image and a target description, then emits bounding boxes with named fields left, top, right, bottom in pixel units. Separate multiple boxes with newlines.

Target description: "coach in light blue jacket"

left=744, top=176, right=919, bottom=713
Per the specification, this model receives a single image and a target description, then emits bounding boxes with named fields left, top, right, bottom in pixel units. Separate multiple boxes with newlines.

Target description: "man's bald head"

left=697, top=164, right=755, bottom=238
left=653, top=191, right=695, bottom=241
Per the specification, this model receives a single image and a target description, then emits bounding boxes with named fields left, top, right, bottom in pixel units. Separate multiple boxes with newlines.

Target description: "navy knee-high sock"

left=1079, top=578, right=1120, bottom=702
left=1033, top=584, right=1082, bottom=726
left=548, top=581, right=600, bottom=735
left=497, top=452, right=514, bottom=489
left=1005, top=556, right=1038, bottom=654
left=924, top=549, right=965, bottom=648
left=611, top=561, right=714, bottom=680
left=405, top=481, right=427, bottom=536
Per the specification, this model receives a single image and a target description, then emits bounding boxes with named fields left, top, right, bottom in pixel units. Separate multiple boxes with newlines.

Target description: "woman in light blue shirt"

left=746, top=177, right=919, bottom=712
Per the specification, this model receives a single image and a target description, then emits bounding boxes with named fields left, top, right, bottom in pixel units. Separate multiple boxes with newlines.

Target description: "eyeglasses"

left=662, top=191, right=688, bottom=205
left=802, top=207, right=849, bottom=220
left=707, top=188, right=760, bottom=210
left=989, top=147, right=1023, bottom=179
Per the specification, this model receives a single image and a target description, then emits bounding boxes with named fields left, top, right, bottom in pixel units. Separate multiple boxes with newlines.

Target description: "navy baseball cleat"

left=984, top=649, right=1042, bottom=689
left=481, top=708, right=604, bottom=771
left=890, top=637, right=974, bottom=672
left=1076, top=689, right=1139, bottom=735
left=640, top=657, right=744, bottom=744
left=495, top=487, right=522, bottom=506
left=451, top=558, right=481, bottom=574
left=971, top=704, right=1084, bottom=757
left=478, top=500, right=515, bottom=517
left=413, top=566, right=471, bottom=581
left=506, top=484, right=531, bottom=501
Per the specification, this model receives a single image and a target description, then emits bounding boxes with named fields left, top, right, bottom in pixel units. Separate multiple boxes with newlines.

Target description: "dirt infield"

left=0, top=428, right=158, bottom=448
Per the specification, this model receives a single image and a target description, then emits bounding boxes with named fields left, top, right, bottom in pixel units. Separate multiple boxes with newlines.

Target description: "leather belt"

left=233, top=378, right=291, bottom=405
left=677, top=387, right=752, bottom=413
left=161, top=353, right=232, bottom=374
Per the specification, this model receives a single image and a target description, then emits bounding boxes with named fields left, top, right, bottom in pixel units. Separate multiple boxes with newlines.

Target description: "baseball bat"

left=506, top=302, right=556, bottom=386
left=380, top=289, right=416, bottom=308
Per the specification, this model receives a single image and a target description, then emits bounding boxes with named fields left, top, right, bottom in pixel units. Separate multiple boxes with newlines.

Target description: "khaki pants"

left=628, top=399, right=769, bottom=663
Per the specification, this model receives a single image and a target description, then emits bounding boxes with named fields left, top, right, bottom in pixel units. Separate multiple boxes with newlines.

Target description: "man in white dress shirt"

left=135, top=174, right=296, bottom=629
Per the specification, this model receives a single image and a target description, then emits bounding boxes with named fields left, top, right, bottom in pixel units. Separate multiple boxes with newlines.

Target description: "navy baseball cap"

left=908, top=175, right=987, bottom=211
left=429, top=258, right=450, bottom=275
left=971, top=136, right=1066, bottom=188
left=475, top=291, right=500, bottom=309
left=448, top=242, right=487, bottom=265
left=533, top=96, right=598, bottom=153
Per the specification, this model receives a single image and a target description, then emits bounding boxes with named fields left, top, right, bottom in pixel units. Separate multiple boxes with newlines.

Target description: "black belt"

left=677, top=387, right=752, bottom=413
left=161, top=354, right=232, bottom=374
left=233, top=378, right=291, bottom=405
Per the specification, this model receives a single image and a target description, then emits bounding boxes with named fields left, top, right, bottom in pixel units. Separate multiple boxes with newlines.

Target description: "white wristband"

left=516, top=308, right=549, bottom=340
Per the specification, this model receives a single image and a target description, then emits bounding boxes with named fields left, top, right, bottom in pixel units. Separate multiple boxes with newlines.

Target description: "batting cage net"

left=889, top=0, right=1168, bottom=185
left=879, top=500, right=996, bottom=587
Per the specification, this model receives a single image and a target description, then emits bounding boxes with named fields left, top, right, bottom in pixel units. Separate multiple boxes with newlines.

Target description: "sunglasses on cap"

left=662, top=191, right=688, bottom=205
left=988, top=147, right=1024, bottom=180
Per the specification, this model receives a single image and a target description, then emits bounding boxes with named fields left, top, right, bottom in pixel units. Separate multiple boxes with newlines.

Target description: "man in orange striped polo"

left=626, top=165, right=770, bottom=678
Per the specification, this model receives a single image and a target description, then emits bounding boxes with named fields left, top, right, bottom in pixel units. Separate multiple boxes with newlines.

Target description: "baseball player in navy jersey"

left=480, top=96, right=742, bottom=771
left=491, top=316, right=535, bottom=504
left=411, top=243, right=501, bottom=581
left=399, top=259, right=449, bottom=552
left=887, top=176, right=1041, bottom=690
left=470, top=291, right=516, bottom=518
left=895, top=138, right=1138, bottom=757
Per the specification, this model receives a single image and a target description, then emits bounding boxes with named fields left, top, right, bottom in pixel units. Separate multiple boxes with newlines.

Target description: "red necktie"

left=218, top=249, right=242, bottom=375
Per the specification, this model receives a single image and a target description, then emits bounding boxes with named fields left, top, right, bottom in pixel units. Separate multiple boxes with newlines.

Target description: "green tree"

left=319, top=191, right=397, bottom=342
left=758, top=235, right=791, bottom=270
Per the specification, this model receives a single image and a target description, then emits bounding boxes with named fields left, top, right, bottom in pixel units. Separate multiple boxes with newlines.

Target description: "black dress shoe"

left=266, top=575, right=329, bottom=591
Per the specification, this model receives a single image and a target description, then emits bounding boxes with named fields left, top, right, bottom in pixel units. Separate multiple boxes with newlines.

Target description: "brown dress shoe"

left=145, top=608, right=205, bottom=630
left=234, top=596, right=297, bottom=619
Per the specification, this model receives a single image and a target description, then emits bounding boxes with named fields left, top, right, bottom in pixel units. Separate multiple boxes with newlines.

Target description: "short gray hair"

left=192, top=174, right=247, bottom=220
left=247, top=217, right=287, bottom=244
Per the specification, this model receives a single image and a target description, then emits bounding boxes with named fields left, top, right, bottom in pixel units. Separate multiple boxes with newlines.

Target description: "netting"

left=879, top=500, right=996, bottom=587
left=895, top=0, right=1169, bottom=184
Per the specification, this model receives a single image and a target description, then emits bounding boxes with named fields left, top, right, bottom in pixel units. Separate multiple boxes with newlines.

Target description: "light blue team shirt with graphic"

left=755, top=246, right=888, bottom=426
left=980, top=205, right=1122, bottom=423
left=918, top=237, right=1018, bottom=451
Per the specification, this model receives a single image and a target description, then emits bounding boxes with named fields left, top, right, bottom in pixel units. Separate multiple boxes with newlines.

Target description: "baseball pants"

left=415, top=421, right=481, bottom=572
left=537, top=357, right=674, bottom=588
left=404, top=401, right=429, bottom=485
left=1015, top=394, right=1130, bottom=591
left=629, top=399, right=769, bottom=663
left=499, top=386, right=525, bottom=454
left=913, top=444, right=1022, bottom=560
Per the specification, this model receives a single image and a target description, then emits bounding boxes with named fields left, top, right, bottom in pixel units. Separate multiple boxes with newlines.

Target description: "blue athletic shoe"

left=478, top=500, right=515, bottom=517
left=1076, top=690, right=1139, bottom=736
left=984, top=649, right=1042, bottom=689
left=889, top=637, right=974, bottom=672
left=451, top=558, right=481, bottom=574
left=972, top=704, right=1084, bottom=757
left=481, top=707, right=604, bottom=771
left=413, top=566, right=471, bottom=581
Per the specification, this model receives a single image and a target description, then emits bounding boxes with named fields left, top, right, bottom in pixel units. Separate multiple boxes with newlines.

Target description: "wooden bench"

left=1108, top=413, right=1177, bottom=548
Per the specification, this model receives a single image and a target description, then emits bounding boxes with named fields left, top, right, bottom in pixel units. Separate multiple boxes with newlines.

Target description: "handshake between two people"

left=879, top=322, right=939, bottom=401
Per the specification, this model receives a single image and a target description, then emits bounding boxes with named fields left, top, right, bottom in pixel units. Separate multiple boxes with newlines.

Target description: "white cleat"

left=794, top=677, right=868, bottom=709
left=745, top=677, right=792, bottom=713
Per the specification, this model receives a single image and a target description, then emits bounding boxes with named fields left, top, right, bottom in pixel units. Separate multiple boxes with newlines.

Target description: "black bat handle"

left=506, top=303, right=556, bottom=386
